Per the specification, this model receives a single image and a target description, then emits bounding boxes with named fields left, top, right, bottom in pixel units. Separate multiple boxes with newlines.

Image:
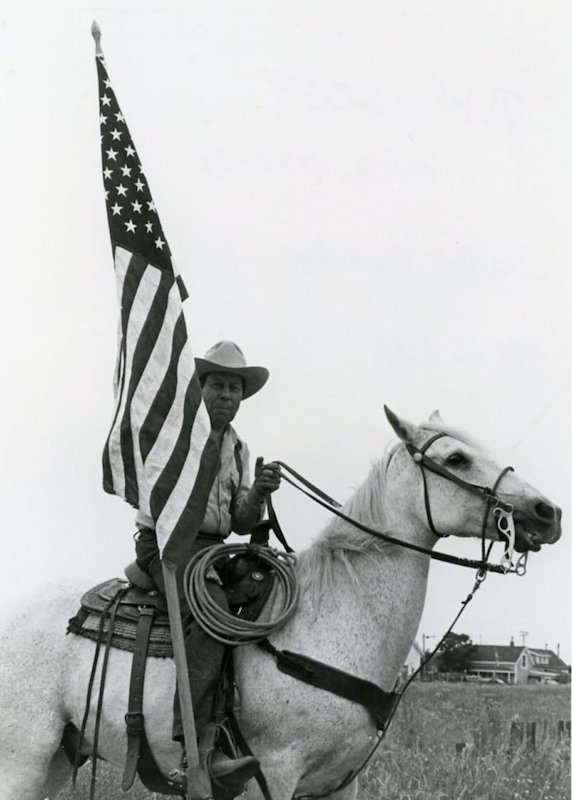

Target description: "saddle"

left=66, top=549, right=275, bottom=797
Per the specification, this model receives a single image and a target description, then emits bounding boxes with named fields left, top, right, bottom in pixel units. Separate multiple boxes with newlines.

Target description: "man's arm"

left=232, top=455, right=281, bottom=535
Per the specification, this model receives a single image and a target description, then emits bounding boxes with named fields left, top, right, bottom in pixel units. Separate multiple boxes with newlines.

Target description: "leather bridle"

left=273, top=432, right=528, bottom=575
left=404, top=432, right=525, bottom=574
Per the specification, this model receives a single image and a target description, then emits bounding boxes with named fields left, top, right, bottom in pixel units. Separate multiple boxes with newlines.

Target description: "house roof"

left=529, top=649, right=568, bottom=669
left=468, top=645, right=568, bottom=670
left=469, top=645, right=523, bottom=664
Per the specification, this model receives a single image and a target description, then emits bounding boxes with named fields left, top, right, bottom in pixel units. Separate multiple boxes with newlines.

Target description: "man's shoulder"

left=226, top=424, right=247, bottom=450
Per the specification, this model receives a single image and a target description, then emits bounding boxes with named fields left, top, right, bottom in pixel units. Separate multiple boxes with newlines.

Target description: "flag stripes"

left=96, top=43, right=219, bottom=554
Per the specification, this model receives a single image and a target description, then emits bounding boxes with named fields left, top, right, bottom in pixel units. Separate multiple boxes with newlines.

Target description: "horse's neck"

left=287, top=459, right=434, bottom=690
left=294, top=536, right=431, bottom=692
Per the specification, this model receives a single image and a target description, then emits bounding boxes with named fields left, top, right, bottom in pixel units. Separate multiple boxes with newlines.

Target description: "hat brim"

left=195, top=359, right=269, bottom=399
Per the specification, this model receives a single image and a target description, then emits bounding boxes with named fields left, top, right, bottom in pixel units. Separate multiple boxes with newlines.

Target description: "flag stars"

left=125, top=145, right=136, bottom=158
left=103, top=167, right=113, bottom=180
left=100, top=114, right=107, bottom=126
left=110, top=129, right=123, bottom=141
left=106, top=147, right=118, bottom=161
left=115, top=111, right=125, bottom=123
left=125, top=220, right=137, bottom=233
left=147, top=200, right=156, bottom=212
left=111, top=202, right=122, bottom=216
left=135, top=178, right=145, bottom=192
left=131, top=200, right=143, bottom=213
left=145, top=221, right=153, bottom=233
left=101, top=94, right=112, bottom=107
left=121, top=164, right=132, bottom=177
left=155, top=236, right=165, bottom=250
left=116, top=184, right=128, bottom=197
left=104, top=78, right=112, bottom=88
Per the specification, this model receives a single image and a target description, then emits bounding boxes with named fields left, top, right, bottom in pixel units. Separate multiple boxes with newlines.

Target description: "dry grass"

left=359, top=683, right=571, bottom=800
left=62, top=684, right=570, bottom=800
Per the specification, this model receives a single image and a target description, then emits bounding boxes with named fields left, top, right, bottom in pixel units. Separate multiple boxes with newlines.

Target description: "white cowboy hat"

left=195, top=340, right=269, bottom=399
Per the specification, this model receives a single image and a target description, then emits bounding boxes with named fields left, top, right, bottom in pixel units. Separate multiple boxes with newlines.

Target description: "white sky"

left=1, top=1, right=571, bottom=663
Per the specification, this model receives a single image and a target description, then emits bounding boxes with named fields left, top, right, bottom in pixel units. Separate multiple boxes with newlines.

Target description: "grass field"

left=63, top=683, right=570, bottom=800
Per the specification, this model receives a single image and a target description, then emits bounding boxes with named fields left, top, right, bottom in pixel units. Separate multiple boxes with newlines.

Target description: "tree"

left=438, top=632, right=476, bottom=673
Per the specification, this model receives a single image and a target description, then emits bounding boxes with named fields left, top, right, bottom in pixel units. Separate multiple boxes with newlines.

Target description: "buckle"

left=125, top=711, right=145, bottom=735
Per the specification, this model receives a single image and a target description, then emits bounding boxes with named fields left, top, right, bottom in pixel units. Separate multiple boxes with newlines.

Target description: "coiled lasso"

left=183, top=543, right=299, bottom=646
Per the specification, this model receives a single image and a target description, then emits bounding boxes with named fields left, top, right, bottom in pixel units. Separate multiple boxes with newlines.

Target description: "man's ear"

left=383, top=405, right=421, bottom=444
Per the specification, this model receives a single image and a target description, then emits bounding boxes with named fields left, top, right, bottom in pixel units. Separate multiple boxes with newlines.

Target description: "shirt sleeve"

left=230, top=441, right=265, bottom=532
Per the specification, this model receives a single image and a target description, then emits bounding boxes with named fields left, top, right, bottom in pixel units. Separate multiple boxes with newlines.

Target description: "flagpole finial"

left=91, top=20, right=103, bottom=55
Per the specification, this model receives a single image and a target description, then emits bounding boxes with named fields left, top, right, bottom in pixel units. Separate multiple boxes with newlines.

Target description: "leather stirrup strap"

left=122, top=605, right=155, bottom=791
left=90, top=590, right=126, bottom=800
left=72, top=588, right=125, bottom=790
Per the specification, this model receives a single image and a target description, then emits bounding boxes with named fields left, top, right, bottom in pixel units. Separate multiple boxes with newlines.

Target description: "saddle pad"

left=68, top=607, right=174, bottom=658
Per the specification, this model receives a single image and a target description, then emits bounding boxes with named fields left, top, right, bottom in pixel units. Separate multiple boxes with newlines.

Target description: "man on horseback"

left=134, top=340, right=281, bottom=788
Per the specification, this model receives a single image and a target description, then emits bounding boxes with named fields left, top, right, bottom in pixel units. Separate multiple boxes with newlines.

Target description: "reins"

left=273, top=444, right=526, bottom=576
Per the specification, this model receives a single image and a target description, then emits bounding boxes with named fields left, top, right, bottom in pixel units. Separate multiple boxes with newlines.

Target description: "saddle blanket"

left=67, top=579, right=174, bottom=657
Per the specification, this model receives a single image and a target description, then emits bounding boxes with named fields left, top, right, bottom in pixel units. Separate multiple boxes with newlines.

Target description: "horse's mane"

left=296, top=454, right=394, bottom=609
left=296, top=417, right=481, bottom=608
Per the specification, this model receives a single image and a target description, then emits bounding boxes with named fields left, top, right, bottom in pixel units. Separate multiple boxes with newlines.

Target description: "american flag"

left=96, top=39, right=219, bottom=558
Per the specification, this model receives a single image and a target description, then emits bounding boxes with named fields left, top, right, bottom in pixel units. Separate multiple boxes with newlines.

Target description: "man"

left=135, top=341, right=281, bottom=786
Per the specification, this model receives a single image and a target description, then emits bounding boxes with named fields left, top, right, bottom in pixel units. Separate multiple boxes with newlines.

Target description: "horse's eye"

left=446, top=452, right=468, bottom=468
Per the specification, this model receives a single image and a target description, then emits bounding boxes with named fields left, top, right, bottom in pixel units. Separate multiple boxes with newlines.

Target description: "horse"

left=0, top=407, right=562, bottom=800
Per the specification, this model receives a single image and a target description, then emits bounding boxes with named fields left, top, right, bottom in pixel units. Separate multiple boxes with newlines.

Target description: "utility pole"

left=422, top=634, right=436, bottom=679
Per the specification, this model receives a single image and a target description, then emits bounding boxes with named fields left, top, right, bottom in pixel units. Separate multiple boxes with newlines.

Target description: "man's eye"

left=446, top=452, right=468, bottom=467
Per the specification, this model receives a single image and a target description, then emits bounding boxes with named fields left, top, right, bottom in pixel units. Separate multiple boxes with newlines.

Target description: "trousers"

left=135, top=527, right=229, bottom=743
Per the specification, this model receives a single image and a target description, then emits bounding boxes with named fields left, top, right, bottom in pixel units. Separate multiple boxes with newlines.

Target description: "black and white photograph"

left=1, top=2, right=570, bottom=799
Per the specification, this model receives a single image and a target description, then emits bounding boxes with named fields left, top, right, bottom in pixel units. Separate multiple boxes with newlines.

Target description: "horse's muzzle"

left=514, top=502, right=562, bottom=552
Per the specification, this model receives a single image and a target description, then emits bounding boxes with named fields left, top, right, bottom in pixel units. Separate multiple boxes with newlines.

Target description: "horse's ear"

left=384, top=405, right=420, bottom=444
left=429, top=409, right=443, bottom=422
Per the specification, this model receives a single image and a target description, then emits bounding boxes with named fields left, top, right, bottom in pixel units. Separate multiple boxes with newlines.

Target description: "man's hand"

left=253, top=460, right=282, bottom=497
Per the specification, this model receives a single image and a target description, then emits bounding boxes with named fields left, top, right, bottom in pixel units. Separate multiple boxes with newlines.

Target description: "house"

left=465, top=642, right=570, bottom=685
left=401, top=640, right=424, bottom=678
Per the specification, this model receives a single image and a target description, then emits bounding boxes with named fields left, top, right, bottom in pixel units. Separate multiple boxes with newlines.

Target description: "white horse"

left=0, top=408, right=561, bottom=800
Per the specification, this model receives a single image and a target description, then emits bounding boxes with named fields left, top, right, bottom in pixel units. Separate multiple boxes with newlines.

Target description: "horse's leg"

left=41, top=747, right=74, bottom=800
left=242, top=751, right=303, bottom=800
left=320, top=783, right=358, bottom=800
left=0, top=728, right=69, bottom=800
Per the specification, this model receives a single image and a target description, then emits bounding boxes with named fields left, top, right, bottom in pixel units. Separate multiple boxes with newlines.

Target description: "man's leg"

left=135, top=529, right=259, bottom=784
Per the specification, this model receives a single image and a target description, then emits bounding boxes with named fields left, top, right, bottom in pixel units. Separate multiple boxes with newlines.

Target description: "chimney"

left=557, top=643, right=560, bottom=657
left=510, top=636, right=515, bottom=647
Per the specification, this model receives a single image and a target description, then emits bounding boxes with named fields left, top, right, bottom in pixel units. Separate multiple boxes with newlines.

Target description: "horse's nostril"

left=535, top=501, right=555, bottom=522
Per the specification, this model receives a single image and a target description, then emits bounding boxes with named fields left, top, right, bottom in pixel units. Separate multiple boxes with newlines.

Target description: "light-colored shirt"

left=201, top=425, right=251, bottom=536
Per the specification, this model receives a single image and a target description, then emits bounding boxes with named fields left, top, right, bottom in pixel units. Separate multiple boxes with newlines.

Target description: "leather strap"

left=122, top=606, right=155, bottom=791
left=258, top=640, right=400, bottom=732
left=120, top=605, right=184, bottom=795
left=91, top=590, right=125, bottom=800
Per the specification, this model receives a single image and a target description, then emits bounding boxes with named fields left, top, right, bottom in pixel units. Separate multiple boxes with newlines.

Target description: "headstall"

left=405, top=432, right=526, bottom=575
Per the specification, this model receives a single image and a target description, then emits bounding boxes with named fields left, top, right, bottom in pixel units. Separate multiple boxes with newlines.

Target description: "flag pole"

left=91, top=23, right=213, bottom=799
left=91, top=20, right=103, bottom=56
left=162, top=558, right=214, bottom=800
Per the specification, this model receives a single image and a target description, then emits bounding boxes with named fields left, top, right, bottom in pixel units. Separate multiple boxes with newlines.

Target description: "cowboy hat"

left=195, top=341, right=269, bottom=399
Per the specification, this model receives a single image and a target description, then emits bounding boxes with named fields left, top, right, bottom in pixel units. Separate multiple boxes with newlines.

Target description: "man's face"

left=201, top=371, right=244, bottom=430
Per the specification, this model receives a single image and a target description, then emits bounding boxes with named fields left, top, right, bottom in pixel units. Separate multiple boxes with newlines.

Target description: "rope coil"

left=184, top=543, right=299, bottom=646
